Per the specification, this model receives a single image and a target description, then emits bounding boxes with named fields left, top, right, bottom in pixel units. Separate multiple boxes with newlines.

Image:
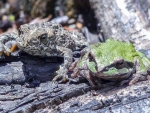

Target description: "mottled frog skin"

left=0, top=22, right=88, bottom=82
left=70, top=39, right=150, bottom=86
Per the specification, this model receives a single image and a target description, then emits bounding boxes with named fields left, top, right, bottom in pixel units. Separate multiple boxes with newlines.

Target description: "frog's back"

left=91, top=38, right=138, bottom=68
left=16, top=22, right=76, bottom=56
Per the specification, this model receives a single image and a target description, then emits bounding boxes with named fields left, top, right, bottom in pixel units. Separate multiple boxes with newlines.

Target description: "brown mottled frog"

left=0, top=22, right=88, bottom=83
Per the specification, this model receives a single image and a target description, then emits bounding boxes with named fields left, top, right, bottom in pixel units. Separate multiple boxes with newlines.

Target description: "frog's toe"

left=52, top=65, right=69, bottom=83
left=68, top=77, right=80, bottom=83
left=52, top=74, right=68, bottom=83
left=129, top=73, right=147, bottom=85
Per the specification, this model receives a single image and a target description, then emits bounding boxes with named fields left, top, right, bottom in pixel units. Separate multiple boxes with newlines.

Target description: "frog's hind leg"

left=70, top=67, right=96, bottom=86
left=80, top=70, right=97, bottom=87
left=69, top=59, right=80, bottom=71
left=129, top=58, right=148, bottom=85
left=69, top=58, right=94, bottom=85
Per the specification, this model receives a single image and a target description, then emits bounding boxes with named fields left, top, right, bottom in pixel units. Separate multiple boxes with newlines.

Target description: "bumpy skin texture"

left=0, top=22, right=88, bottom=82
left=70, top=39, right=150, bottom=86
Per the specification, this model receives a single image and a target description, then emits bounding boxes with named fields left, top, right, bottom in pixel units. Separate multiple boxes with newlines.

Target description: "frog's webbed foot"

left=52, top=46, right=73, bottom=83
left=129, top=73, right=147, bottom=85
left=129, top=58, right=147, bottom=85
left=53, top=65, right=69, bottom=83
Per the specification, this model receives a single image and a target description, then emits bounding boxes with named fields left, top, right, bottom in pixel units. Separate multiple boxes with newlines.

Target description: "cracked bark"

left=1, top=56, right=150, bottom=113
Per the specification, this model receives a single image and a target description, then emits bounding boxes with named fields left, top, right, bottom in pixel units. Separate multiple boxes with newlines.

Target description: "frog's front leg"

left=52, top=46, right=73, bottom=83
left=129, top=58, right=148, bottom=85
left=70, top=55, right=101, bottom=87
left=70, top=67, right=97, bottom=87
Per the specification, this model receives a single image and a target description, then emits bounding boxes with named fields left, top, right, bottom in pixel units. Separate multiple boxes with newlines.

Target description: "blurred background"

left=0, top=0, right=102, bottom=42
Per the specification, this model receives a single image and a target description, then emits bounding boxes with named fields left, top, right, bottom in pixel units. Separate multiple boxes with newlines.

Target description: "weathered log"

left=0, top=54, right=61, bottom=85
left=33, top=81, right=150, bottom=113
left=0, top=55, right=150, bottom=113
left=0, top=81, right=93, bottom=112
left=0, top=54, right=94, bottom=112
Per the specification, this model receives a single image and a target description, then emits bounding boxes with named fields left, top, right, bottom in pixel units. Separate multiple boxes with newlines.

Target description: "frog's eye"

left=116, top=60, right=124, bottom=68
left=39, top=33, right=47, bottom=40
left=38, top=33, right=48, bottom=44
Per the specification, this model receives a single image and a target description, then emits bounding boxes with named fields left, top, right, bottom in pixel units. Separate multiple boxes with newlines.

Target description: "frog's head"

left=16, top=22, right=63, bottom=57
left=89, top=59, right=134, bottom=81
left=17, top=22, right=55, bottom=48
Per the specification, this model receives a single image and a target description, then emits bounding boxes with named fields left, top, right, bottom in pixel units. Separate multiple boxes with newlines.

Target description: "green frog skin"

left=69, top=38, right=150, bottom=86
